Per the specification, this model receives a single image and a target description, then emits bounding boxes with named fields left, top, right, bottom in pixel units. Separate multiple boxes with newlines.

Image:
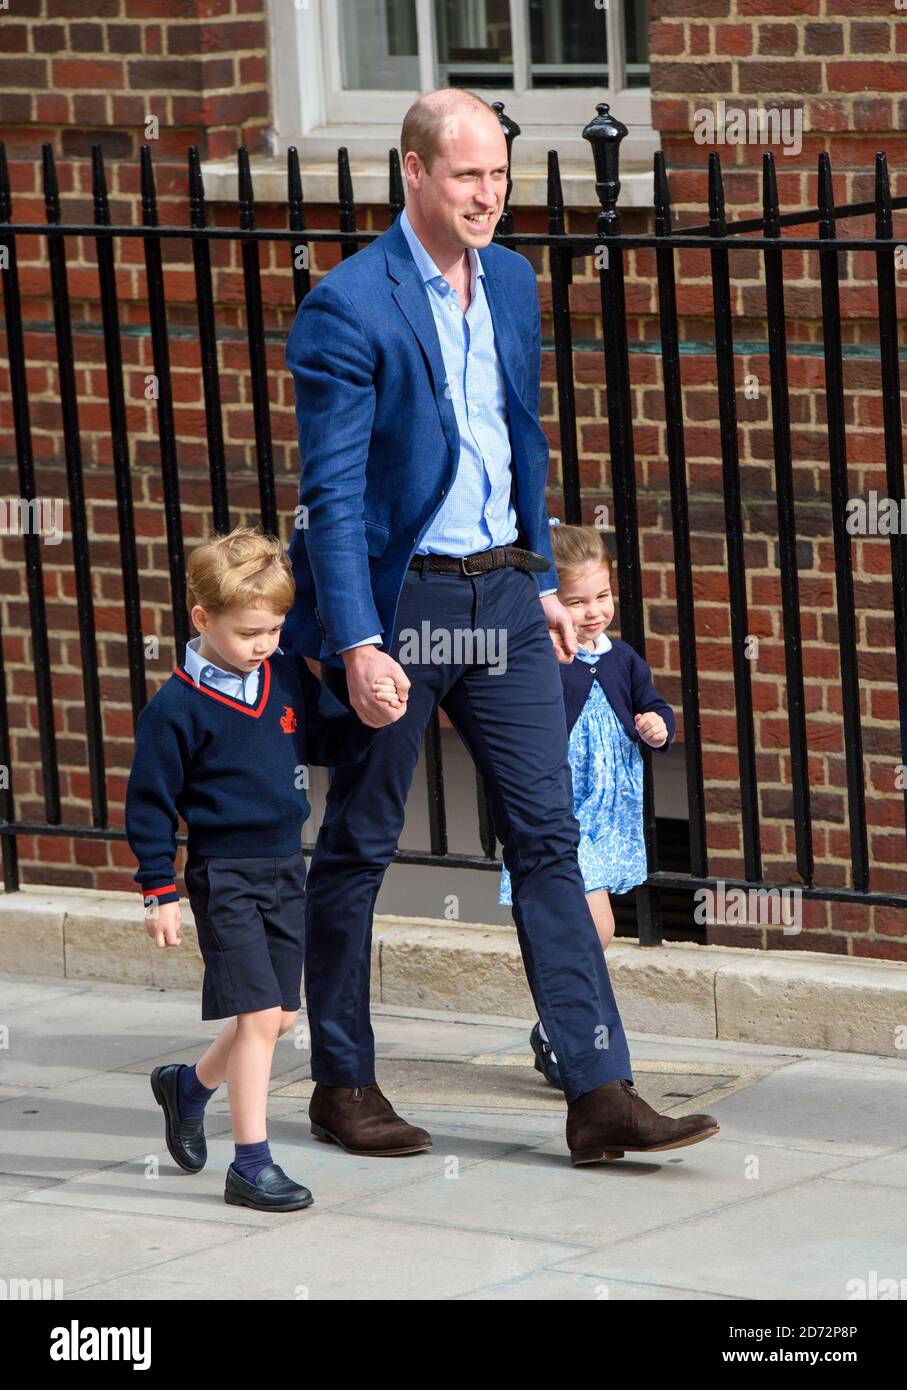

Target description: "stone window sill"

left=198, top=155, right=655, bottom=212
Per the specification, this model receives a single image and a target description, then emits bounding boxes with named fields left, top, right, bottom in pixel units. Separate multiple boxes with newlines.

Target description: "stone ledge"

left=2, top=887, right=906, bottom=1058
left=198, top=155, right=655, bottom=212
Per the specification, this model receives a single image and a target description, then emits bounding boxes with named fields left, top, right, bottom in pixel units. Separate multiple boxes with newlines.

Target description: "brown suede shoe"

left=309, top=1082, right=432, bottom=1156
left=567, top=1079, right=719, bottom=1165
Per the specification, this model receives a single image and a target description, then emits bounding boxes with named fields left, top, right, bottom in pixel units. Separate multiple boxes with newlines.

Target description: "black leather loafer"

left=224, top=1162, right=314, bottom=1212
left=150, top=1064, right=208, bottom=1173
left=530, top=1022, right=564, bottom=1091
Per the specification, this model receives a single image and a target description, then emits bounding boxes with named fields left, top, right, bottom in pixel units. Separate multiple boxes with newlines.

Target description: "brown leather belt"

left=407, top=544, right=550, bottom=576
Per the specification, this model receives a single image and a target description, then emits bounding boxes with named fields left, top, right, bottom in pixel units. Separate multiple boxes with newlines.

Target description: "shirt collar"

left=400, top=205, right=484, bottom=299
left=184, top=636, right=282, bottom=689
left=575, top=631, right=612, bottom=660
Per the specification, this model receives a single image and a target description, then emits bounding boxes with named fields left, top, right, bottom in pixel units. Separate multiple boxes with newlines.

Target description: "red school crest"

left=279, top=705, right=298, bottom=733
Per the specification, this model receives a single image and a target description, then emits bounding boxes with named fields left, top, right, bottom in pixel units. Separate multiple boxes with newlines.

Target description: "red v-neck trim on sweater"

left=173, top=659, right=271, bottom=717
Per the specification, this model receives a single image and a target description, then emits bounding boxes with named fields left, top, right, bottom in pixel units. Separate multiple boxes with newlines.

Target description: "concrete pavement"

left=1, top=972, right=906, bottom=1301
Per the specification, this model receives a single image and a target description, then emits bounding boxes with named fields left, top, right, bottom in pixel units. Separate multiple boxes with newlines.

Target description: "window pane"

left=434, top=0, right=513, bottom=88
left=623, top=0, right=650, bottom=89
left=339, top=0, right=420, bottom=90
left=528, top=0, right=607, bottom=89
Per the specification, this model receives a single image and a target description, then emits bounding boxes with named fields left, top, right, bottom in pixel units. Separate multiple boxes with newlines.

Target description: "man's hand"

left=145, top=899, right=182, bottom=948
left=635, top=711, right=668, bottom=748
left=342, top=644, right=411, bottom=727
left=540, top=593, right=578, bottom=663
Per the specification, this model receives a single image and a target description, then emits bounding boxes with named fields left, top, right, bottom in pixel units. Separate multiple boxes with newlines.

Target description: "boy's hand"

left=144, top=898, right=182, bottom=947
left=635, top=711, right=668, bottom=748
left=371, top=675, right=404, bottom=710
left=342, top=645, right=410, bottom=727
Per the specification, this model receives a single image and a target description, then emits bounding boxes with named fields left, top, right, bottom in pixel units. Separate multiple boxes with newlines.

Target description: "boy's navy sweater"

left=125, top=649, right=381, bottom=906
left=559, top=637, right=675, bottom=750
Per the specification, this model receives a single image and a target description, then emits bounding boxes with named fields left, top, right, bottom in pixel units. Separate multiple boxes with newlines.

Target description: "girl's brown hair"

left=186, top=525, right=296, bottom=617
left=548, top=523, right=613, bottom=585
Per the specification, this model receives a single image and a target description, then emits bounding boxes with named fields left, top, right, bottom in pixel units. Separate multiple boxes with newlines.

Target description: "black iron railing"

left=1, top=101, right=906, bottom=945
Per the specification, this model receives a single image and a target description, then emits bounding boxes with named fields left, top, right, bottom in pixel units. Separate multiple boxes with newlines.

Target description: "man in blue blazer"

left=283, top=88, right=718, bottom=1165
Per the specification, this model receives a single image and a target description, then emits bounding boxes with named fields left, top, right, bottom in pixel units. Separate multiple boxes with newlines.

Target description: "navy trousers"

left=304, top=562, right=634, bottom=1103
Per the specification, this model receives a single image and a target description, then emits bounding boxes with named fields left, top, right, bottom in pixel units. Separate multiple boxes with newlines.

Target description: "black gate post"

left=584, top=103, right=661, bottom=945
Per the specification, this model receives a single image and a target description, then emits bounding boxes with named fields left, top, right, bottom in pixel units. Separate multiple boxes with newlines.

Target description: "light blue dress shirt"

left=184, top=635, right=283, bottom=706
left=343, top=206, right=554, bottom=652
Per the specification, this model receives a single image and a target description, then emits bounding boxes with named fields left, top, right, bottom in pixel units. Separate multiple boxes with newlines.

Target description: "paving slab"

left=553, top=1179, right=907, bottom=1301
left=71, top=1211, right=586, bottom=1302
left=691, top=1057, right=907, bottom=1157
left=458, top=1269, right=729, bottom=1300
left=2, top=970, right=905, bottom=1301
left=0, top=1202, right=254, bottom=1297
left=339, top=1132, right=859, bottom=1249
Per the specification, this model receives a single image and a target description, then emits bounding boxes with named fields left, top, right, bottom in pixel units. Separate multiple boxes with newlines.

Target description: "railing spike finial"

left=338, top=146, right=354, bottom=211
left=188, top=145, right=207, bottom=229
left=287, top=145, right=304, bottom=221
left=547, top=149, right=564, bottom=236
left=762, top=150, right=780, bottom=237
left=874, top=150, right=892, bottom=236
left=707, top=150, right=726, bottom=234
left=388, top=147, right=405, bottom=217
left=491, top=100, right=520, bottom=237
left=582, top=101, right=627, bottom=237
left=41, top=143, right=60, bottom=225
left=140, top=144, right=158, bottom=228
left=91, top=145, right=110, bottom=226
left=653, top=150, right=672, bottom=239
left=0, top=142, right=10, bottom=223
left=337, top=147, right=358, bottom=256
left=238, top=145, right=255, bottom=231
left=817, top=150, right=836, bottom=237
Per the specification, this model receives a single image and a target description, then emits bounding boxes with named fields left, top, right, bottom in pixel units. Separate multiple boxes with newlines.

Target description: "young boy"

left=125, top=526, right=394, bottom=1212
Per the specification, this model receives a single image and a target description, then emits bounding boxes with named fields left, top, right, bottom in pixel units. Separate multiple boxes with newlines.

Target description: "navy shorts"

left=183, top=850, right=307, bottom=1021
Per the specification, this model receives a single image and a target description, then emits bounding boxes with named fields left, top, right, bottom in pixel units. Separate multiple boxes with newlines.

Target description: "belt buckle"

left=459, top=551, right=484, bottom=576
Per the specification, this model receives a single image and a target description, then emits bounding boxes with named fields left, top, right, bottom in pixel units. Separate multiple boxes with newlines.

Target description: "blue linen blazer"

left=282, top=211, right=557, bottom=668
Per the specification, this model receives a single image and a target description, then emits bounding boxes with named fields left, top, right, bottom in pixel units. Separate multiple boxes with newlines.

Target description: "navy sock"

left=177, top=1063, right=217, bottom=1119
left=233, top=1139, right=272, bottom=1182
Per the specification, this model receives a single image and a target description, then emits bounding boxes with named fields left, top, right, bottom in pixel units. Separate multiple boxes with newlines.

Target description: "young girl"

left=498, top=520, right=675, bottom=1090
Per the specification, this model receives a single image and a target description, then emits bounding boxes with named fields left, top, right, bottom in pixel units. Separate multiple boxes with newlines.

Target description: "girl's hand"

left=635, top=711, right=668, bottom=748
left=371, top=675, right=406, bottom=710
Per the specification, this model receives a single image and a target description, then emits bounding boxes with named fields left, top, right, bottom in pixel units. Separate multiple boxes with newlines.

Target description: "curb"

left=2, top=886, right=906, bottom=1058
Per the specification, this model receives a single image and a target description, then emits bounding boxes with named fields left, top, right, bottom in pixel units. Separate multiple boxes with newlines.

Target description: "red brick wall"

left=1, top=1, right=904, bottom=957
left=0, top=0, right=270, bottom=164
left=613, top=0, right=907, bottom=955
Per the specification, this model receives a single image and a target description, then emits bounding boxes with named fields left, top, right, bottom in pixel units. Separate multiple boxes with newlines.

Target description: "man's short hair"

left=400, top=87, right=500, bottom=175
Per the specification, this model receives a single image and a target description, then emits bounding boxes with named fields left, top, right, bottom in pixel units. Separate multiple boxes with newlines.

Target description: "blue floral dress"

left=499, top=633, right=648, bottom=905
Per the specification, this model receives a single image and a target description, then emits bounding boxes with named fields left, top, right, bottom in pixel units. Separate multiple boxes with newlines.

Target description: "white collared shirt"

left=183, top=636, right=283, bottom=706
left=574, top=630, right=612, bottom=662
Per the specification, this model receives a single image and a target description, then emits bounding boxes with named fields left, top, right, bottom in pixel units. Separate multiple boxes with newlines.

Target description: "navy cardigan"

left=560, top=637, right=675, bottom=751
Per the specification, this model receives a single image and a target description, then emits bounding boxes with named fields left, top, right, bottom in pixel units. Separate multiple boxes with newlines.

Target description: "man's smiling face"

left=406, top=107, right=508, bottom=257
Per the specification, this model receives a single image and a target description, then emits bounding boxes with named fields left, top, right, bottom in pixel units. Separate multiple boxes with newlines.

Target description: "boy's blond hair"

left=186, top=525, right=296, bottom=617
left=549, top=523, right=613, bottom=585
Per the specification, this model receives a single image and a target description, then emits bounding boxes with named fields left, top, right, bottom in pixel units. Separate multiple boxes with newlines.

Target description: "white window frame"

left=268, top=0, right=655, bottom=168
